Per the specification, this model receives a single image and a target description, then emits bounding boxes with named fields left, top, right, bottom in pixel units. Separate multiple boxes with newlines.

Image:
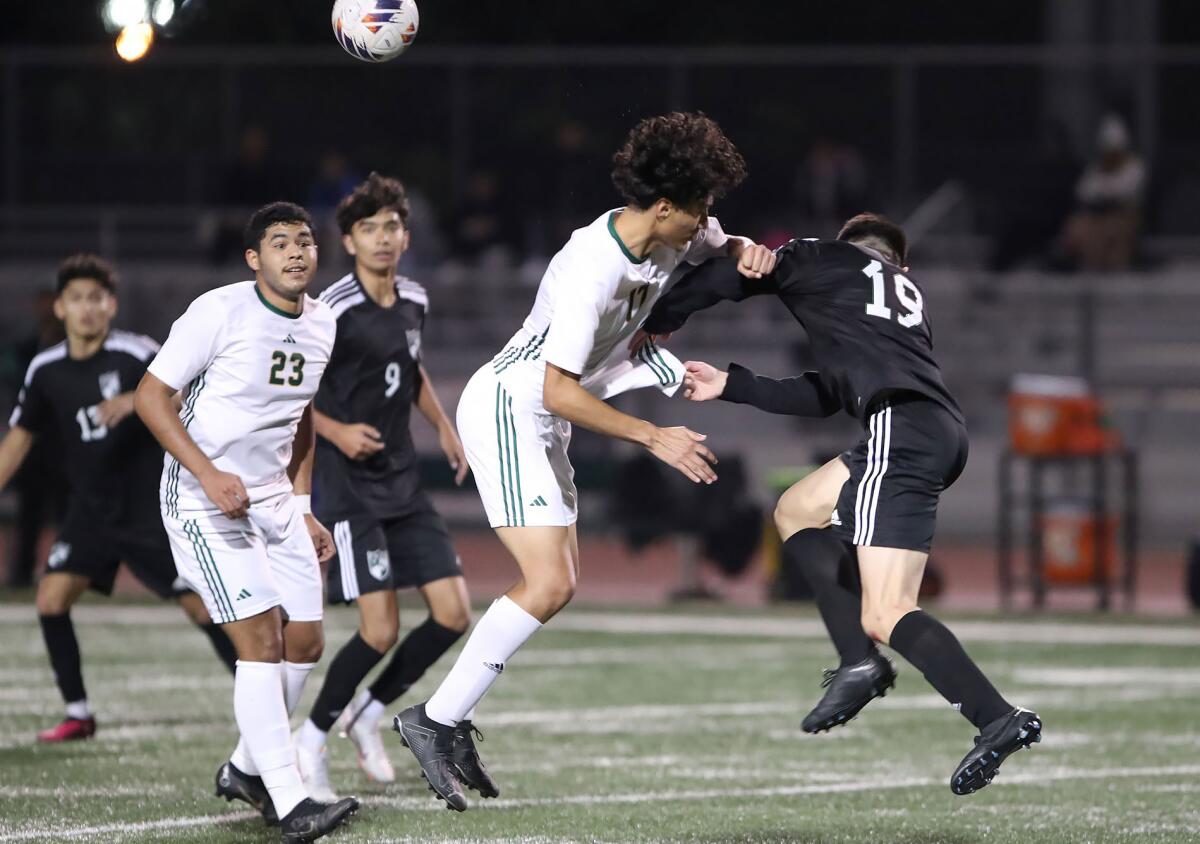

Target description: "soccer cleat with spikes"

left=801, top=650, right=896, bottom=733
left=336, top=702, right=395, bottom=784
left=279, top=796, right=359, bottom=843
left=36, top=716, right=96, bottom=743
left=294, top=734, right=338, bottom=803
left=951, top=707, right=1043, bottom=796
left=451, top=720, right=499, bottom=798
left=215, top=761, right=278, bottom=826
left=393, top=703, right=468, bottom=811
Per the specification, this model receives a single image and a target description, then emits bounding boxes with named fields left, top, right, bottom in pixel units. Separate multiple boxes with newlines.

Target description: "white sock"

left=283, top=661, right=317, bottom=716
left=297, top=718, right=327, bottom=752
left=357, top=691, right=385, bottom=729
left=230, top=737, right=258, bottom=776
left=65, top=699, right=91, bottom=720
left=425, top=596, right=541, bottom=727
left=234, top=660, right=307, bottom=819
left=462, top=705, right=477, bottom=722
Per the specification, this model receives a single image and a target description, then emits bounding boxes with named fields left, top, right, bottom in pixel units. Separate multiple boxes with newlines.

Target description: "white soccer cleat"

left=337, top=704, right=395, bottom=784
left=294, top=733, right=339, bottom=803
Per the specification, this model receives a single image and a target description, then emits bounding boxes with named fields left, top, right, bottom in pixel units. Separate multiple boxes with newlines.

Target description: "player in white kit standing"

left=134, top=202, right=360, bottom=843
left=393, top=113, right=776, bottom=810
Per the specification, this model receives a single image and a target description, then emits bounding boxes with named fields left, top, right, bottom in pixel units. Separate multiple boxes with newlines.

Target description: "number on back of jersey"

left=862, top=259, right=923, bottom=328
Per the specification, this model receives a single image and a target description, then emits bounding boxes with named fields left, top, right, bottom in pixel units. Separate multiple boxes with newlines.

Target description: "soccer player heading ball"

left=392, top=112, right=775, bottom=810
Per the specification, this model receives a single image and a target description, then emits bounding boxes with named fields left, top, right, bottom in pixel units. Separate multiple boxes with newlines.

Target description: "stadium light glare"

left=102, top=0, right=150, bottom=31
left=115, top=22, right=154, bottom=62
left=152, top=0, right=175, bottom=27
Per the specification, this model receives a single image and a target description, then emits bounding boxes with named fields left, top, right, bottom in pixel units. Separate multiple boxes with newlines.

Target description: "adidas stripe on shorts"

left=162, top=491, right=324, bottom=624
left=830, top=395, right=969, bottom=554
left=456, top=364, right=578, bottom=529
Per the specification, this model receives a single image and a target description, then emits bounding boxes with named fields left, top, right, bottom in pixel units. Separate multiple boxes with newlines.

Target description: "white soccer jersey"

left=147, top=281, right=337, bottom=517
left=489, top=209, right=736, bottom=409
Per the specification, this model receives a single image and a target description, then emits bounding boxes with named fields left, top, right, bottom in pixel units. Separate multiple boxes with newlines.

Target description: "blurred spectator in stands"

left=209, top=125, right=284, bottom=263
left=2, top=290, right=66, bottom=589
left=990, top=121, right=1079, bottom=272
left=1060, top=114, right=1146, bottom=271
left=448, top=168, right=517, bottom=266
left=308, top=150, right=362, bottom=213
left=545, top=120, right=606, bottom=251
left=795, top=137, right=869, bottom=229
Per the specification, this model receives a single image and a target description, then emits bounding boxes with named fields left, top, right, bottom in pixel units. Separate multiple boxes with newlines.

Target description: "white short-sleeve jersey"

left=147, top=281, right=337, bottom=517
left=490, top=209, right=734, bottom=409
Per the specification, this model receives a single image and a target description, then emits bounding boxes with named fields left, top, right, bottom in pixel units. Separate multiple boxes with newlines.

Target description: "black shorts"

left=831, top=396, right=968, bottom=553
left=45, top=507, right=187, bottom=599
left=325, top=497, right=461, bottom=604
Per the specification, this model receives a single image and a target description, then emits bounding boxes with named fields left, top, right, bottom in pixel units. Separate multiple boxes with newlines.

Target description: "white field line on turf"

left=1, top=603, right=1197, bottom=647
left=0, top=785, right=174, bottom=799
left=6, top=763, right=1200, bottom=842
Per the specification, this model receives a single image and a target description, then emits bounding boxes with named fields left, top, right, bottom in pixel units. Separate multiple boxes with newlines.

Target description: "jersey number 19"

left=862, top=259, right=923, bottom=328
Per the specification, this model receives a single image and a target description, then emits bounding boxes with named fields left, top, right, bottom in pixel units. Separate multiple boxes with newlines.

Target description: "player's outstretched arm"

left=134, top=371, right=250, bottom=519
left=0, top=426, right=34, bottom=493
left=288, top=402, right=334, bottom=563
left=643, top=257, right=778, bottom=337
left=414, top=364, right=468, bottom=486
left=719, top=364, right=842, bottom=418
left=543, top=363, right=718, bottom=484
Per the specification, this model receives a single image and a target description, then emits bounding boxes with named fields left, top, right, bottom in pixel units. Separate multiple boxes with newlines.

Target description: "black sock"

left=198, top=622, right=238, bottom=675
left=786, top=531, right=873, bottom=666
left=368, top=617, right=464, bottom=706
left=309, top=633, right=386, bottom=732
left=888, top=610, right=1012, bottom=729
left=39, top=613, right=86, bottom=705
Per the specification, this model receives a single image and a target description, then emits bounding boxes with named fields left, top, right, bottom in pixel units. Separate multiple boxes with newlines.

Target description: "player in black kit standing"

left=643, top=214, right=1042, bottom=795
left=0, top=255, right=236, bottom=742
left=294, top=173, right=483, bottom=801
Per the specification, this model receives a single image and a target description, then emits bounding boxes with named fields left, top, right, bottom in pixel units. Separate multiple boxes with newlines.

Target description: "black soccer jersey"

left=9, top=330, right=164, bottom=522
left=644, top=240, right=964, bottom=424
left=314, top=273, right=430, bottom=520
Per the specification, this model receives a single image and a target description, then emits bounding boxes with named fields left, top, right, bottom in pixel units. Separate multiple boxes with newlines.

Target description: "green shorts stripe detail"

left=187, top=519, right=234, bottom=622
left=505, top=393, right=525, bottom=526
left=494, top=383, right=513, bottom=526
left=183, top=520, right=230, bottom=623
left=499, top=388, right=523, bottom=527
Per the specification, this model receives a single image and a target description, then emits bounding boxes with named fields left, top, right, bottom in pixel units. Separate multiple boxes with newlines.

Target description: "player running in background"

left=393, top=112, right=775, bottom=810
left=644, top=213, right=1042, bottom=796
left=0, top=254, right=236, bottom=743
left=292, top=173, right=473, bottom=801
left=134, top=203, right=359, bottom=842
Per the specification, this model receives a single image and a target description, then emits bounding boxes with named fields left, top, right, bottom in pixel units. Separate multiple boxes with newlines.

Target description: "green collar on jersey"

left=255, top=283, right=303, bottom=319
left=608, top=211, right=648, bottom=264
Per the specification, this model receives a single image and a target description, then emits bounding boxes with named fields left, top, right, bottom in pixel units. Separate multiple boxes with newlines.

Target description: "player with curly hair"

left=393, top=113, right=775, bottom=810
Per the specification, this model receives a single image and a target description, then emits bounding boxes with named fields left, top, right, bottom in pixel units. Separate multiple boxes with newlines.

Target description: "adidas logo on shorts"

left=235, top=588, right=252, bottom=601
left=528, top=495, right=548, bottom=507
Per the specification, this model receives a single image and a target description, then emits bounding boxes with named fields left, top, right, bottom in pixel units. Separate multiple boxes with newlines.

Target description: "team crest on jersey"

left=47, top=542, right=71, bottom=569
left=405, top=329, right=422, bottom=361
left=98, top=370, right=121, bottom=400
left=367, top=548, right=391, bottom=581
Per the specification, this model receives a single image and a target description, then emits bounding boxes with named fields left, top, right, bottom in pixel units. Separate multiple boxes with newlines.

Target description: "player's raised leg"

left=774, top=458, right=895, bottom=733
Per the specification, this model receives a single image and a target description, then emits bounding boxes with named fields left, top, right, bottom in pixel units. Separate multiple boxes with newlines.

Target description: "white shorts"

left=163, top=492, right=324, bottom=625
left=457, top=365, right=578, bottom=529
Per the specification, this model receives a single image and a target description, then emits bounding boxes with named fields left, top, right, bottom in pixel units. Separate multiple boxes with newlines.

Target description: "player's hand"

left=682, top=361, right=728, bottom=402
left=736, top=243, right=776, bottom=279
left=95, top=393, right=136, bottom=427
left=438, top=424, right=470, bottom=486
left=627, top=329, right=671, bottom=355
left=335, top=422, right=384, bottom=461
left=304, top=514, right=335, bottom=563
left=646, top=425, right=718, bottom=484
left=199, top=469, right=251, bottom=519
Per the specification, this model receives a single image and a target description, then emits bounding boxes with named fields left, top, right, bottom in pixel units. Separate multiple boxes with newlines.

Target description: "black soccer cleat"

left=215, top=761, right=278, bottom=826
left=279, top=796, right=359, bottom=843
left=393, top=703, right=468, bottom=811
left=951, top=707, right=1043, bottom=796
left=451, top=720, right=500, bottom=799
left=801, top=650, right=897, bottom=733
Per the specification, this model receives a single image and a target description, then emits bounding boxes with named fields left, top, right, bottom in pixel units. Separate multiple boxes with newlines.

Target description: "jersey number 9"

left=384, top=362, right=401, bottom=398
left=862, top=260, right=923, bottom=328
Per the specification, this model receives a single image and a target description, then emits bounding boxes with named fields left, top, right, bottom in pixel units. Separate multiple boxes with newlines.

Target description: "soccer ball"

left=331, top=0, right=419, bottom=63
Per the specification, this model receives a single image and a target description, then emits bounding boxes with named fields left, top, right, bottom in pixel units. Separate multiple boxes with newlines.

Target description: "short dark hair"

left=335, top=172, right=410, bottom=235
left=56, top=253, right=117, bottom=295
left=611, top=112, right=747, bottom=210
left=836, top=212, right=908, bottom=264
left=243, top=201, right=315, bottom=251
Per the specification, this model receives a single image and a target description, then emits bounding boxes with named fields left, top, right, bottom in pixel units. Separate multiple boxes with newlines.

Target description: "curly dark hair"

left=611, top=112, right=747, bottom=210
left=243, top=201, right=314, bottom=251
left=56, top=253, right=117, bottom=294
left=836, top=212, right=908, bottom=264
left=335, top=171, right=411, bottom=235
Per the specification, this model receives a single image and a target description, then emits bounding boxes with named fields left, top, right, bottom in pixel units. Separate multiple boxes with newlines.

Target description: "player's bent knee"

left=361, top=620, right=399, bottom=654
left=432, top=606, right=471, bottom=634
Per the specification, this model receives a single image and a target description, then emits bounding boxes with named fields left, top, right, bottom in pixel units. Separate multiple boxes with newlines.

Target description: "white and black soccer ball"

left=331, top=0, right=419, bottom=63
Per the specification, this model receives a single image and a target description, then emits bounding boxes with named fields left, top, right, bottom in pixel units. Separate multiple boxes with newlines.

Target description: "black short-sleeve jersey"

left=9, top=330, right=164, bottom=521
left=644, top=241, right=963, bottom=424
left=313, top=273, right=429, bottom=521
